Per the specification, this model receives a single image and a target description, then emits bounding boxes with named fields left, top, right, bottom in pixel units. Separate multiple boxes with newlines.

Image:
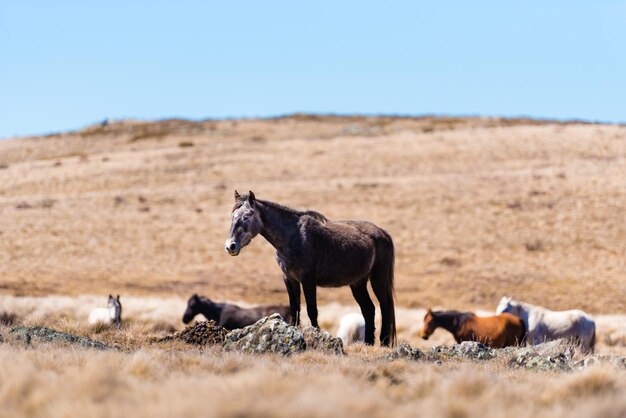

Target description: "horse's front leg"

left=302, top=281, right=319, bottom=328
left=283, top=276, right=301, bottom=326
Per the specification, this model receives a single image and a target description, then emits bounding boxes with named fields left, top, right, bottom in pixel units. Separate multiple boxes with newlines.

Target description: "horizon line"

left=2, top=111, right=625, bottom=141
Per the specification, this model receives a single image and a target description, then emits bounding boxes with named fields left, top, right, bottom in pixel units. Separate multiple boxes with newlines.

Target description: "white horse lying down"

left=336, top=313, right=366, bottom=345
left=88, top=295, right=122, bottom=329
left=496, top=297, right=596, bottom=352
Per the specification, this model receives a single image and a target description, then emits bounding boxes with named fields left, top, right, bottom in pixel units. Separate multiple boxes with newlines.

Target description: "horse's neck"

left=434, top=312, right=464, bottom=336
left=109, top=304, right=121, bottom=321
left=516, top=303, right=533, bottom=324
left=257, top=200, right=301, bottom=254
left=199, top=299, right=224, bottom=318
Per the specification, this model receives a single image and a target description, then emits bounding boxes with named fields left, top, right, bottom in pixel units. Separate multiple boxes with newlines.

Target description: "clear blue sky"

left=1, top=1, right=625, bottom=138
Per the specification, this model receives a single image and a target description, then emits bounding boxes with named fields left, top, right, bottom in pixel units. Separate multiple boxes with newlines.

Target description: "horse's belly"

left=316, top=272, right=366, bottom=287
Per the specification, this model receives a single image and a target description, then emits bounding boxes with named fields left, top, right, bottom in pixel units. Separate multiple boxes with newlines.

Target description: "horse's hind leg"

left=370, top=260, right=396, bottom=347
left=350, top=278, right=376, bottom=345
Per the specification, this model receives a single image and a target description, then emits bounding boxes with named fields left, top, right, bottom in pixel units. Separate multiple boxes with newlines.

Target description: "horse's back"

left=299, top=218, right=378, bottom=286
left=88, top=308, right=110, bottom=325
left=530, top=307, right=595, bottom=349
left=221, top=304, right=291, bottom=329
left=467, top=314, right=524, bottom=348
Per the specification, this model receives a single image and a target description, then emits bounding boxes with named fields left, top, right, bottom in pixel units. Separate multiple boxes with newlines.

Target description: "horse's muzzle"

left=225, top=240, right=240, bottom=256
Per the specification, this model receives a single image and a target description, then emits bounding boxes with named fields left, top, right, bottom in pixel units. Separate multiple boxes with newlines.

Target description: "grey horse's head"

left=496, top=296, right=523, bottom=316
left=108, top=294, right=122, bottom=329
left=224, top=190, right=263, bottom=256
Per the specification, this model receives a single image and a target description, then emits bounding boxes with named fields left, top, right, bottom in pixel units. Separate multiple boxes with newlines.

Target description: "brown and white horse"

left=421, top=309, right=526, bottom=348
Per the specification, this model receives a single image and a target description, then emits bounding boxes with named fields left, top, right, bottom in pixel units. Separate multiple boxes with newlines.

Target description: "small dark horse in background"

left=224, top=191, right=397, bottom=346
left=182, top=294, right=292, bottom=330
left=421, top=309, right=526, bottom=348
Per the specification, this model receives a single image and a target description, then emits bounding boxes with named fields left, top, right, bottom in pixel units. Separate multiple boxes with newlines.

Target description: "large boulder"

left=302, top=326, right=344, bottom=355
left=223, top=314, right=306, bottom=356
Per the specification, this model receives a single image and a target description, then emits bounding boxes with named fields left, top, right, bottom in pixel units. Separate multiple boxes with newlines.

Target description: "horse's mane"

left=234, top=194, right=328, bottom=223
left=509, top=299, right=536, bottom=312
left=432, top=310, right=473, bottom=318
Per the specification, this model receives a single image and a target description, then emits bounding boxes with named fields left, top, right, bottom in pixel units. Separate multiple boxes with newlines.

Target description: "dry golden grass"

left=1, top=335, right=625, bottom=418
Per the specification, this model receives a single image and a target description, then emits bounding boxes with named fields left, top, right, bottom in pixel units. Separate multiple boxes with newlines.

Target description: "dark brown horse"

left=421, top=309, right=526, bottom=348
left=182, top=294, right=292, bottom=329
left=224, top=191, right=397, bottom=346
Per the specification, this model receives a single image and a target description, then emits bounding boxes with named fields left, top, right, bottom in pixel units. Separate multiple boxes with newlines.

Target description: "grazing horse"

left=88, top=294, right=122, bottom=329
left=182, top=294, right=292, bottom=330
left=420, top=309, right=526, bottom=348
left=224, top=191, right=397, bottom=346
left=496, top=297, right=596, bottom=352
left=336, top=313, right=366, bottom=346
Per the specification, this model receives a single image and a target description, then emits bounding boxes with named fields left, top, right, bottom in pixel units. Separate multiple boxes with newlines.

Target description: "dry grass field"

left=1, top=115, right=625, bottom=417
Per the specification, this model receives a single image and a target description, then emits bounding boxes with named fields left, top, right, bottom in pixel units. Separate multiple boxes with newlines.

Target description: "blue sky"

left=1, top=1, right=625, bottom=138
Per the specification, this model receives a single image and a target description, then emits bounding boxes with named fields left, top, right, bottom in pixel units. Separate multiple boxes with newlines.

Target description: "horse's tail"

left=370, top=229, right=397, bottom=347
left=518, top=316, right=527, bottom=346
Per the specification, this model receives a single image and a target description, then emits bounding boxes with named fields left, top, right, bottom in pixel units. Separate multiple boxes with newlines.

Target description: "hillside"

left=0, top=115, right=624, bottom=313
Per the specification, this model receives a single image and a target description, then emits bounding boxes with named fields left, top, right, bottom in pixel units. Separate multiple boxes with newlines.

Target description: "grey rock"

left=9, top=326, right=111, bottom=350
left=302, top=326, right=344, bottom=355
left=426, top=341, right=495, bottom=361
left=450, top=341, right=495, bottom=360
left=508, top=340, right=576, bottom=372
left=509, top=350, right=572, bottom=372
left=223, top=314, right=306, bottom=356
left=387, top=343, right=423, bottom=361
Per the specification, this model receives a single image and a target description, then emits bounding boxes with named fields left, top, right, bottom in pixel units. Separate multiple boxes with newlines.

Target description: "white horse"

left=336, top=313, right=366, bottom=346
left=88, top=295, right=122, bottom=329
left=496, top=297, right=596, bottom=352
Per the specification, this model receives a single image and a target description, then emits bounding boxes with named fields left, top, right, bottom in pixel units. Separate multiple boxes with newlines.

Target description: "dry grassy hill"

left=1, top=115, right=624, bottom=313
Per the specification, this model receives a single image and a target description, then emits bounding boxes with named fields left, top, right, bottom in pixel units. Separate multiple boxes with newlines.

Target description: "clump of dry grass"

left=0, top=312, right=18, bottom=326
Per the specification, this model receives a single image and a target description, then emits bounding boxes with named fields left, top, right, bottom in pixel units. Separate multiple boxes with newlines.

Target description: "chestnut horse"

left=224, top=191, right=397, bottom=346
left=421, top=309, right=526, bottom=348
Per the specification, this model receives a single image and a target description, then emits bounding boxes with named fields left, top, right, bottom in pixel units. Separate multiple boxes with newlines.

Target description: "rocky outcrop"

left=387, top=339, right=626, bottom=372
left=9, top=326, right=111, bottom=350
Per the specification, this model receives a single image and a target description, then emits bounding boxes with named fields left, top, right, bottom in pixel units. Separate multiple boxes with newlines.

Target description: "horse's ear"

left=427, top=308, right=432, bottom=315
left=109, top=294, right=113, bottom=299
left=248, top=191, right=256, bottom=205
left=193, top=293, right=199, bottom=300
left=234, top=190, right=241, bottom=200
left=116, top=295, right=120, bottom=300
